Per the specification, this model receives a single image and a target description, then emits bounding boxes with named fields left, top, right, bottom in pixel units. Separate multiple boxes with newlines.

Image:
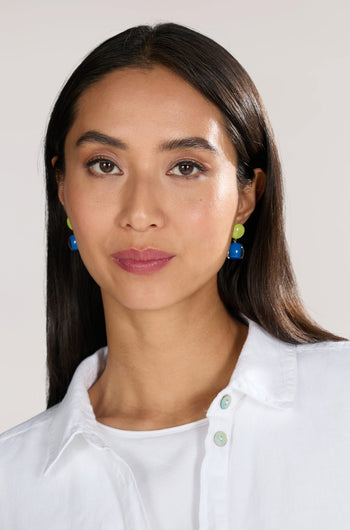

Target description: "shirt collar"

left=43, top=347, right=109, bottom=475
left=228, top=317, right=297, bottom=409
left=43, top=318, right=297, bottom=475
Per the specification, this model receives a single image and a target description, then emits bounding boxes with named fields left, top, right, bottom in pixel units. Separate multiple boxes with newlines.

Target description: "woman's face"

left=58, top=65, right=257, bottom=311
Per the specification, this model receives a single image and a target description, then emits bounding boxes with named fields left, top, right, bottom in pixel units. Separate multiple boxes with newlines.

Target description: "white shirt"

left=1, top=319, right=350, bottom=530
left=95, top=416, right=209, bottom=529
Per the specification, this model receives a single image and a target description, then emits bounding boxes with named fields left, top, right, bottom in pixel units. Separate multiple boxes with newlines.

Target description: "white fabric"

left=1, top=318, right=350, bottom=530
left=95, top=418, right=209, bottom=530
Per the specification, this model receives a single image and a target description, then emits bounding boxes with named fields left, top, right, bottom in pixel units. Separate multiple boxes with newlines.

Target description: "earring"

left=67, top=217, right=78, bottom=251
left=227, top=223, right=245, bottom=260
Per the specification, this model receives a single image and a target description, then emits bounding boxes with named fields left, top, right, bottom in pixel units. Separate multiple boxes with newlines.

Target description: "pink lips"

left=111, top=248, right=175, bottom=274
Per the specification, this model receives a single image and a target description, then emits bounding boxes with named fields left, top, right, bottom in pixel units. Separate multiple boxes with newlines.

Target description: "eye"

left=169, top=160, right=207, bottom=179
left=86, top=157, right=121, bottom=176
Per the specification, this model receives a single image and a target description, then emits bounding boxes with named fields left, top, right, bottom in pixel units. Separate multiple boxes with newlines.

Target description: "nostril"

left=119, top=205, right=165, bottom=231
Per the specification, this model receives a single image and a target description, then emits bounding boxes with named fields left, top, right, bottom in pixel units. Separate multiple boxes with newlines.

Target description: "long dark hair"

left=45, top=22, right=344, bottom=408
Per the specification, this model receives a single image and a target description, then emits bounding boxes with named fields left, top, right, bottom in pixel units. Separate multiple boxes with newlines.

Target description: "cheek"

left=63, top=179, right=111, bottom=245
left=181, top=180, right=238, bottom=252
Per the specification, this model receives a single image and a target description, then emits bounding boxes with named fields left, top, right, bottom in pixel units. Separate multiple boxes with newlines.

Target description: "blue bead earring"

left=227, top=223, right=245, bottom=260
left=67, top=217, right=78, bottom=251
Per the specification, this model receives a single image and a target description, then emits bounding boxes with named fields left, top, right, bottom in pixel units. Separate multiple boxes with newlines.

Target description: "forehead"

left=67, top=65, right=236, bottom=161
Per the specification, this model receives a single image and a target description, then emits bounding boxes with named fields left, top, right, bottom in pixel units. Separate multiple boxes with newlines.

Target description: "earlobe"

left=57, top=181, right=65, bottom=207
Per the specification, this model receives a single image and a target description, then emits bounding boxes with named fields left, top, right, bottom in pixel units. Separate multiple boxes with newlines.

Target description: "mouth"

left=110, top=248, right=175, bottom=275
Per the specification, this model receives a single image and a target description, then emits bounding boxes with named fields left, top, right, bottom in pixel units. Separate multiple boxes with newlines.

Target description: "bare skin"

left=88, top=295, right=248, bottom=430
left=56, top=65, right=265, bottom=431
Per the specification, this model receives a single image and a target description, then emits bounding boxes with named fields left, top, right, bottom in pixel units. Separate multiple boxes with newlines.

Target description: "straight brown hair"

left=45, top=22, right=345, bottom=408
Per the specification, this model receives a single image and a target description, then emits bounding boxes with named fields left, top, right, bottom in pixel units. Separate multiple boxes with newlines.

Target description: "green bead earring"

left=227, top=223, right=245, bottom=260
left=67, top=217, right=78, bottom=251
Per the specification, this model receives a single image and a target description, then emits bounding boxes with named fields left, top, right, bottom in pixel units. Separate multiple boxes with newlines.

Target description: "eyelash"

left=85, top=156, right=121, bottom=177
left=169, top=160, right=207, bottom=179
left=85, top=156, right=207, bottom=179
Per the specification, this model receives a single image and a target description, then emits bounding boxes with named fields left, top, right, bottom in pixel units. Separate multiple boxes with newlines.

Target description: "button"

left=220, top=394, right=231, bottom=409
left=214, top=431, right=227, bottom=447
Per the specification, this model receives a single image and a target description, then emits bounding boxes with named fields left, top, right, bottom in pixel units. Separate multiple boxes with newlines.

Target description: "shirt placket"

left=199, top=388, right=244, bottom=530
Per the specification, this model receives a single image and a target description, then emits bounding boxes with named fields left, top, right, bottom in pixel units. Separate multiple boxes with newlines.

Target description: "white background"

left=0, top=0, right=349, bottom=433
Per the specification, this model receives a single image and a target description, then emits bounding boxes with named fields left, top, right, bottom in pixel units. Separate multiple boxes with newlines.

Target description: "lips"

left=110, top=248, right=175, bottom=274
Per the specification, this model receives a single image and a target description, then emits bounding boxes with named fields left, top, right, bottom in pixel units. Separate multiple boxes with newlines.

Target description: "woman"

left=0, top=22, right=349, bottom=530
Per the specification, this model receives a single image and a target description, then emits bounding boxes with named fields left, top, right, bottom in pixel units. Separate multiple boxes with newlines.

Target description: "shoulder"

left=0, top=405, right=57, bottom=441
left=0, top=406, right=58, bottom=467
left=295, top=338, right=350, bottom=365
left=294, top=339, right=350, bottom=403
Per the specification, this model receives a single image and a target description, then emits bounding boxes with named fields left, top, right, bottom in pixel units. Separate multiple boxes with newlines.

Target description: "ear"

left=235, top=168, right=266, bottom=225
left=52, top=156, right=65, bottom=207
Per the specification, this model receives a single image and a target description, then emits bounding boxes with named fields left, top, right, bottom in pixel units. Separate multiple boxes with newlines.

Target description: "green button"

left=214, top=431, right=227, bottom=447
left=220, top=394, right=231, bottom=409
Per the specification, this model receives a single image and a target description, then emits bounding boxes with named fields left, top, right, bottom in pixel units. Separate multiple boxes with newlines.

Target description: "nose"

left=118, top=176, right=165, bottom=232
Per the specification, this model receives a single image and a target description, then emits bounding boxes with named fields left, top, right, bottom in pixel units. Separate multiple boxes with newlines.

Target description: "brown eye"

left=87, top=158, right=121, bottom=176
left=169, top=160, right=206, bottom=178
left=179, top=163, right=195, bottom=175
left=99, top=161, right=115, bottom=173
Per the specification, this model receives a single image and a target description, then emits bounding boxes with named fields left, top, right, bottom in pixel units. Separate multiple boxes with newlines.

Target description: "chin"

left=103, top=285, right=180, bottom=312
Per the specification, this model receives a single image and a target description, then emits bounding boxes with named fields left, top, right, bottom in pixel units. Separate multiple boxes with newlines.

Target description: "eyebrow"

left=75, top=130, right=219, bottom=155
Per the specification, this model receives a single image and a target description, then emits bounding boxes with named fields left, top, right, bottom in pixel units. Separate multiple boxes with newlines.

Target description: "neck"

left=88, top=288, right=247, bottom=430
